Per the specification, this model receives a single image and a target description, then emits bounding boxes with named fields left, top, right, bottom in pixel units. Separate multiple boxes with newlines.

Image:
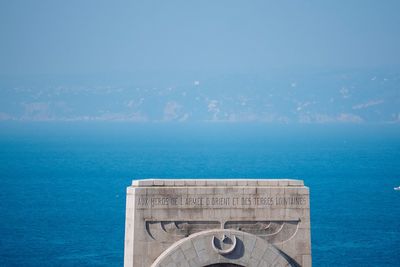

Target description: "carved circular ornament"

left=151, top=229, right=295, bottom=267
left=212, top=234, right=237, bottom=255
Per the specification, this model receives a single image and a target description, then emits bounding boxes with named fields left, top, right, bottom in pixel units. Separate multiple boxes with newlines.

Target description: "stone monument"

left=124, top=179, right=311, bottom=267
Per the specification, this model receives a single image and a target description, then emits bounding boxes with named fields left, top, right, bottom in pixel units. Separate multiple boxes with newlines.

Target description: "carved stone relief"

left=145, top=220, right=300, bottom=244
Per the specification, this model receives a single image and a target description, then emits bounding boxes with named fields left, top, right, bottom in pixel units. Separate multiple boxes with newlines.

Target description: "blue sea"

left=1, top=123, right=399, bottom=266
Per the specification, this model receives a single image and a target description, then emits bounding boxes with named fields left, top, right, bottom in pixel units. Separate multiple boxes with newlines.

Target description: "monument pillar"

left=124, top=179, right=311, bottom=267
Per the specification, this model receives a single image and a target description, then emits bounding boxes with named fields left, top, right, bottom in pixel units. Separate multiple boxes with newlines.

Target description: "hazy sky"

left=1, top=0, right=400, bottom=75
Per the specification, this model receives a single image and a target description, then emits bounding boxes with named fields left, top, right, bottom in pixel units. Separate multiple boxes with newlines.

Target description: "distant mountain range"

left=1, top=69, right=399, bottom=123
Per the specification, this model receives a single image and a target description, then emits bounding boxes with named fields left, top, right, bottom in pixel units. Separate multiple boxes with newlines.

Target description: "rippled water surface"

left=1, top=123, right=399, bottom=266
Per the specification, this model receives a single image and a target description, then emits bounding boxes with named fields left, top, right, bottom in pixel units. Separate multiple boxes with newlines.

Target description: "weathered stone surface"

left=124, top=179, right=311, bottom=267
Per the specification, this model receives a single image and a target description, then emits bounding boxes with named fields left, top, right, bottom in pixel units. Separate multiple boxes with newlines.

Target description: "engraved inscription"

left=136, top=195, right=307, bottom=209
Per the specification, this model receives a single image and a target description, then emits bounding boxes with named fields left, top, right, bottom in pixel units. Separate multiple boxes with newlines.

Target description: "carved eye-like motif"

left=145, top=219, right=300, bottom=244
left=145, top=221, right=220, bottom=242
left=150, top=229, right=297, bottom=267
left=225, top=220, right=300, bottom=244
left=211, top=234, right=237, bottom=255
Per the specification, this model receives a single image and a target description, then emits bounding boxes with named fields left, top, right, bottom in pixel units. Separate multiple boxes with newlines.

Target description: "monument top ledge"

left=131, top=178, right=304, bottom=187
left=125, top=178, right=311, bottom=266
